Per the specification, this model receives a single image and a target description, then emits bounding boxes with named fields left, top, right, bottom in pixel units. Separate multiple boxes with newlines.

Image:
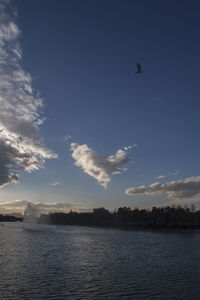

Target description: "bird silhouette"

left=136, top=63, right=142, bottom=74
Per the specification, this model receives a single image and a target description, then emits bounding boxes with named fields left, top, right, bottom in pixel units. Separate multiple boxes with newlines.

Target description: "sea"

left=0, top=222, right=200, bottom=299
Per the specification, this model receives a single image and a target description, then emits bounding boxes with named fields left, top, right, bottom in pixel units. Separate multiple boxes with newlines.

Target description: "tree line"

left=0, top=215, right=23, bottom=222
left=38, top=205, right=200, bottom=230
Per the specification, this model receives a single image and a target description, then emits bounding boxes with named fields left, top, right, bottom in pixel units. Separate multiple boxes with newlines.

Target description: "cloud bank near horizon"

left=0, top=0, right=56, bottom=188
left=125, top=176, right=200, bottom=199
left=0, top=199, right=84, bottom=215
left=70, top=143, right=133, bottom=188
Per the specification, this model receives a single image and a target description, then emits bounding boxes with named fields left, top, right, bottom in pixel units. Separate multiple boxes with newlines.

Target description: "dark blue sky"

left=2, top=0, right=200, bottom=209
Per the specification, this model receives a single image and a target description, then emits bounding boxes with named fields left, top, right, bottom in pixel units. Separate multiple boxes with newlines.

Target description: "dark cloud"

left=0, top=1, right=56, bottom=188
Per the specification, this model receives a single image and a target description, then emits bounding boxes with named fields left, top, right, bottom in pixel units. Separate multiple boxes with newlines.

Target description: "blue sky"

left=0, top=0, right=200, bottom=212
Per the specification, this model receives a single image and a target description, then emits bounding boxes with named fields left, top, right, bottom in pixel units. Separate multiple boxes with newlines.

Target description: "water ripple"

left=0, top=223, right=200, bottom=299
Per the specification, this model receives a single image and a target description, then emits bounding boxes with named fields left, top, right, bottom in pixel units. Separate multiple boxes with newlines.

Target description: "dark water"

left=0, top=223, right=200, bottom=299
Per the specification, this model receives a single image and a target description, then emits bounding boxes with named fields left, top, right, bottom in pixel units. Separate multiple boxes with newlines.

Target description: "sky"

left=0, top=0, right=200, bottom=214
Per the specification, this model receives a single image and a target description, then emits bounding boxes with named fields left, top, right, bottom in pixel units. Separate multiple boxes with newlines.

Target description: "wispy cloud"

left=155, top=170, right=180, bottom=180
left=124, top=144, right=138, bottom=151
left=156, top=175, right=166, bottom=179
left=52, top=182, right=60, bottom=186
left=173, top=170, right=179, bottom=176
left=70, top=143, right=133, bottom=188
left=63, top=134, right=72, bottom=142
left=125, top=176, right=200, bottom=199
left=0, top=1, right=56, bottom=188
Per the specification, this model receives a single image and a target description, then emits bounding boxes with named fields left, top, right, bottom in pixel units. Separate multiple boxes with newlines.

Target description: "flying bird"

left=136, top=63, right=143, bottom=74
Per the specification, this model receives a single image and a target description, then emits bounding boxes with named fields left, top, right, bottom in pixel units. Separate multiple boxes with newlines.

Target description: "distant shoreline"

left=37, top=206, right=200, bottom=232
left=0, top=215, right=23, bottom=222
left=2, top=205, right=200, bottom=232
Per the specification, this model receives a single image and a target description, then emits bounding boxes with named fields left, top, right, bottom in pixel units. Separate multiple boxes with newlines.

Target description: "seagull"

left=136, top=63, right=143, bottom=74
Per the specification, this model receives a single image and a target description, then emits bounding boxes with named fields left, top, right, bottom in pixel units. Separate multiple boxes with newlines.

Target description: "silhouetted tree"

left=36, top=205, right=200, bottom=230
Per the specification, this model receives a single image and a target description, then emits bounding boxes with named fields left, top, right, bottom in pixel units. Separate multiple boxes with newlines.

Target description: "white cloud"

left=52, top=182, right=60, bottom=186
left=70, top=143, right=132, bottom=188
left=125, top=176, right=200, bottom=199
left=0, top=1, right=56, bottom=187
left=156, top=175, right=166, bottom=179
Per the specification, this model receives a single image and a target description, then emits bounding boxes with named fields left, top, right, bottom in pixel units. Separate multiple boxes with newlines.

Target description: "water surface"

left=0, top=223, right=200, bottom=299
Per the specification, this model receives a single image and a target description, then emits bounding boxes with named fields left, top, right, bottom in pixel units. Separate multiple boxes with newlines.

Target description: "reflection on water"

left=0, top=223, right=200, bottom=299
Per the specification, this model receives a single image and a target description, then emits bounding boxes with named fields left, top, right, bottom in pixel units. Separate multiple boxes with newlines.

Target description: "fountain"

left=23, top=203, right=41, bottom=230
